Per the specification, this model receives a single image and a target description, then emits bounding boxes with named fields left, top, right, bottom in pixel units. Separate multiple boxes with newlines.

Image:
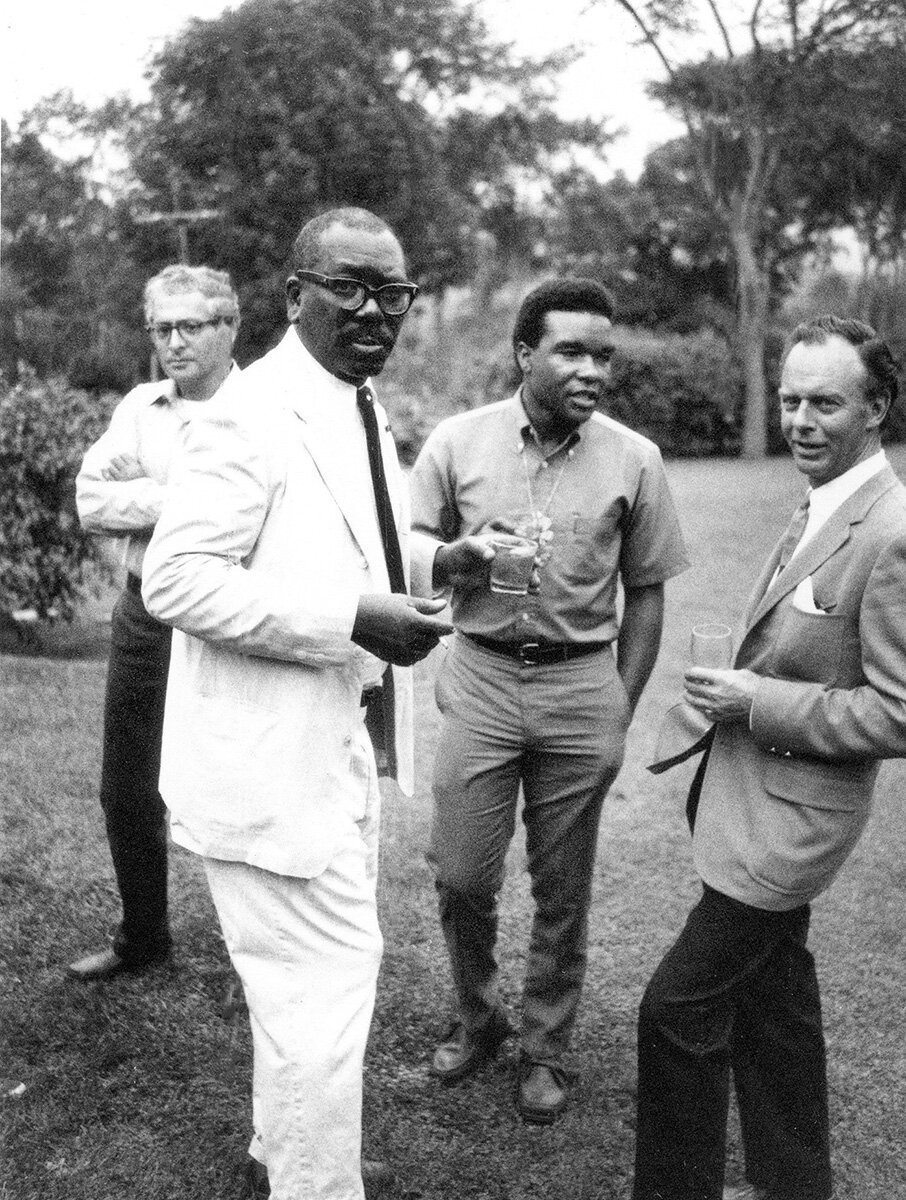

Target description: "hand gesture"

left=684, top=667, right=758, bottom=723
left=433, top=537, right=496, bottom=591
left=353, top=594, right=454, bottom=667
left=101, top=453, right=146, bottom=482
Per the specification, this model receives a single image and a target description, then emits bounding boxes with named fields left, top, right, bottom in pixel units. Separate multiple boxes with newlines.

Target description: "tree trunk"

left=729, top=213, right=770, bottom=458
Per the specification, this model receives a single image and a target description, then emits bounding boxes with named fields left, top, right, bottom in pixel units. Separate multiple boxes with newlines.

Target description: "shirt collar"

left=807, top=449, right=888, bottom=519
left=148, top=377, right=179, bottom=407
left=511, top=389, right=582, bottom=459
left=280, top=326, right=361, bottom=416
left=148, top=361, right=241, bottom=407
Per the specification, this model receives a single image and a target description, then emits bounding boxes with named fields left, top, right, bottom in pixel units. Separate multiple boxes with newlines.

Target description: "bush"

left=605, top=327, right=742, bottom=456
left=0, top=371, right=117, bottom=619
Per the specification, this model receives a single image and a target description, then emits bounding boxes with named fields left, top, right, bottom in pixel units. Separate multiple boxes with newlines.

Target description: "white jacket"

left=143, top=329, right=426, bottom=878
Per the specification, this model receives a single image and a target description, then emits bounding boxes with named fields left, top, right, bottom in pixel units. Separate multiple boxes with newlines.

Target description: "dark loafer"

left=363, top=1160, right=394, bottom=1198
left=67, top=946, right=170, bottom=981
left=430, top=1007, right=514, bottom=1082
left=244, top=1156, right=270, bottom=1199
left=67, top=948, right=130, bottom=981
left=514, top=1055, right=569, bottom=1125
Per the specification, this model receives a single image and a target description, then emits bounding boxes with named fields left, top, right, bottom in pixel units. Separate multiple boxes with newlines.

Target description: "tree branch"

left=705, top=0, right=735, bottom=57
left=609, top=0, right=679, bottom=84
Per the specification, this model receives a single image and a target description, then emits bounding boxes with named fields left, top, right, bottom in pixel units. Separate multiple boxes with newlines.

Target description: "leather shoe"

left=514, top=1055, right=568, bottom=1125
left=67, top=947, right=169, bottom=981
left=242, top=1157, right=392, bottom=1198
left=363, top=1159, right=394, bottom=1198
left=244, top=1156, right=270, bottom=1199
left=67, top=948, right=130, bottom=981
left=431, top=1007, right=513, bottom=1082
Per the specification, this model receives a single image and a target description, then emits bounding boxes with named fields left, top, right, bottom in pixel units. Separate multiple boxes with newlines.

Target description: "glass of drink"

left=690, top=623, right=734, bottom=668
left=489, top=535, right=538, bottom=596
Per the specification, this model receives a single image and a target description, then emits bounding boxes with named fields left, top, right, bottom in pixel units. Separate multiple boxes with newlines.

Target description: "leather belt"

left=464, top=633, right=609, bottom=666
left=126, top=572, right=143, bottom=596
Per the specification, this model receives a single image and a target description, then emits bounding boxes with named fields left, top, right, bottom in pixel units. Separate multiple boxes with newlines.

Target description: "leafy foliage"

left=596, top=0, right=906, bottom=454
left=123, top=0, right=608, bottom=361
left=0, top=111, right=148, bottom=391
left=0, top=372, right=115, bottom=618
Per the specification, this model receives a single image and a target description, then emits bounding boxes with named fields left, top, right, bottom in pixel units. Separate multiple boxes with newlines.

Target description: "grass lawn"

left=2, top=451, right=905, bottom=1200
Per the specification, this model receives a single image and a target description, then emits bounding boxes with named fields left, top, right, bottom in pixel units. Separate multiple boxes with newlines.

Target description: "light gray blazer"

left=673, top=467, right=906, bottom=909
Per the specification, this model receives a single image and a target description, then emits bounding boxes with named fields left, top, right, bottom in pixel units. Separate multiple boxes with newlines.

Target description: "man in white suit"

left=142, top=208, right=451, bottom=1200
left=633, top=316, right=906, bottom=1200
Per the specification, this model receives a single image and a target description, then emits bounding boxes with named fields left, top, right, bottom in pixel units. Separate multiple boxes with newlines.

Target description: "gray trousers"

left=428, top=634, right=629, bottom=1062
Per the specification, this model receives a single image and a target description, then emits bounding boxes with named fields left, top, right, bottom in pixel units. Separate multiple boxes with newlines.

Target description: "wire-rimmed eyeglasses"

left=294, top=271, right=418, bottom=316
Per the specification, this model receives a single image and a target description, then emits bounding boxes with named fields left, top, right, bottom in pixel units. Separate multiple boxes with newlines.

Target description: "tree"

left=1, top=101, right=147, bottom=389
left=117, top=0, right=604, bottom=360
left=123, top=0, right=609, bottom=360
left=596, top=0, right=906, bottom=456
left=546, top=152, right=735, bottom=331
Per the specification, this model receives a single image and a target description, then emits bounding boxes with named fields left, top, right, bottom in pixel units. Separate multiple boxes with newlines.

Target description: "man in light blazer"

left=142, top=208, right=451, bottom=1200
left=633, top=316, right=906, bottom=1200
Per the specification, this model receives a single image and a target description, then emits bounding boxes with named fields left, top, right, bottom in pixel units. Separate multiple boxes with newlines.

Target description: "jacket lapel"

left=743, top=466, right=899, bottom=634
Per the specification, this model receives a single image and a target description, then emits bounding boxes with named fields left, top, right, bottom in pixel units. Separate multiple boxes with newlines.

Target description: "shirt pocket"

left=559, top=509, right=621, bottom=583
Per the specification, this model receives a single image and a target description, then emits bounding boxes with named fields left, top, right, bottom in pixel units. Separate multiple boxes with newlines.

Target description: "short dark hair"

left=290, top=207, right=399, bottom=272
left=512, top=278, right=615, bottom=358
left=786, top=314, right=900, bottom=415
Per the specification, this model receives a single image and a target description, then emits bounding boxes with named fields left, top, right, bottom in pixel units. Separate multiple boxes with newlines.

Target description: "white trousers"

left=204, top=738, right=382, bottom=1200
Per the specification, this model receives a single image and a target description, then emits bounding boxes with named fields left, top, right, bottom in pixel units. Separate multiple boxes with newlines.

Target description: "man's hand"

left=432, top=537, right=495, bottom=591
left=101, top=453, right=146, bottom=482
left=353, top=594, right=453, bottom=667
left=684, top=667, right=759, bottom=723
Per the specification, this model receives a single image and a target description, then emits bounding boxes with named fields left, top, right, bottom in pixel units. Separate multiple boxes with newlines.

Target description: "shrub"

left=605, top=327, right=742, bottom=457
left=0, top=371, right=117, bottom=619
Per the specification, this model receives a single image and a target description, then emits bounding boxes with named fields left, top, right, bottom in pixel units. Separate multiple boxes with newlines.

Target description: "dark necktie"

left=355, top=385, right=403, bottom=777
left=356, top=386, right=406, bottom=594
left=776, top=496, right=811, bottom=571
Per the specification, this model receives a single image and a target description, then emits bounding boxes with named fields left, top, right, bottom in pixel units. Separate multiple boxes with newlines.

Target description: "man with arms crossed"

left=142, top=209, right=451, bottom=1200
left=71, top=264, right=240, bottom=980
left=635, top=316, right=906, bottom=1200
left=410, top=278, right=688, bottom=1123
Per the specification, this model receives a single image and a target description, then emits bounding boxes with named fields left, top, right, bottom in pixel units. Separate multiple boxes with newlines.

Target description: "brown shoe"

left=514, top=1055, right=568, bottom=1125
left=430, top=1008, right=514, bottom=1082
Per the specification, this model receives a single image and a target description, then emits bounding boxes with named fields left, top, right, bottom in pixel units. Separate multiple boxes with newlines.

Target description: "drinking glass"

left=489, top=535, right=538, bottom=596
left=690, top=623, right=734, bottom=668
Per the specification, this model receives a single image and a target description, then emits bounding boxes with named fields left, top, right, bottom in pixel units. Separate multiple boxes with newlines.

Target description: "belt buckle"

left=518, top=642, right=542, bottom=666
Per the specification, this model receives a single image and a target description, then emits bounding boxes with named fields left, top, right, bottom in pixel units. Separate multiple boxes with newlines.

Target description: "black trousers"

left=633, top=885, right=832, bottom=1200
left=99, top=581, right=172, bottom=966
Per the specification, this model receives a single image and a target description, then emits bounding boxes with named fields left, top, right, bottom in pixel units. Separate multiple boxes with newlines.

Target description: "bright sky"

left=1, top=0, right=683, bottom=179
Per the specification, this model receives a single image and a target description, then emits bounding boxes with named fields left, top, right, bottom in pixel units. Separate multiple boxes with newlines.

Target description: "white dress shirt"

left=76, top=367, right=239, bottom=577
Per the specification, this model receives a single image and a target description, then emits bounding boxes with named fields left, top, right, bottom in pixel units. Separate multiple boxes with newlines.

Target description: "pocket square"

left=792, top=575, right=835, bottom=614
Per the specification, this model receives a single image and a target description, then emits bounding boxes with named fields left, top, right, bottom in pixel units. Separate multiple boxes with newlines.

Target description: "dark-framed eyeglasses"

left=146, top=317, right=235, bottom=342
left=294, top=271, right=418, bottom=316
